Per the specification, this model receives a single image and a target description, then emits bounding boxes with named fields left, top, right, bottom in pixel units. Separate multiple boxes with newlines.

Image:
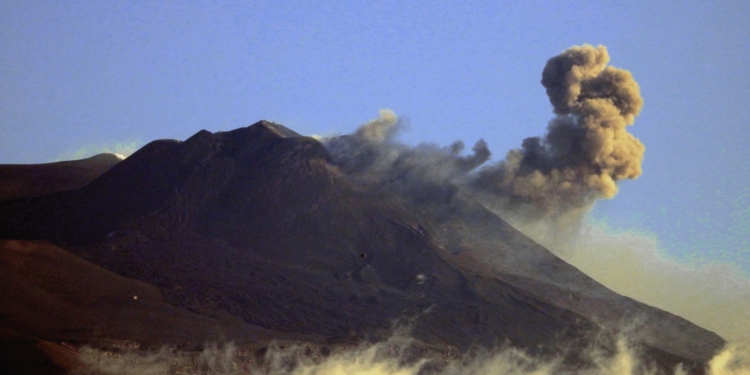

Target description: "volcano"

left=0, top=121, right=725, bottom=374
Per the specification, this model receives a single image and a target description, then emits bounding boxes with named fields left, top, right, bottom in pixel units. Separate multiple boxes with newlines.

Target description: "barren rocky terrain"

left=0, top=122, right=725, bottom=374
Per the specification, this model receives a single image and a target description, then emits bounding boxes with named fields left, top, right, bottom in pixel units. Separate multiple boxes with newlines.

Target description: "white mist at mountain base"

left=72, top=335, right=750, bottom=375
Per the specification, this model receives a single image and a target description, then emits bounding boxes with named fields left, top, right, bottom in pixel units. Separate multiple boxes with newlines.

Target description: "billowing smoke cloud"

left=472, top=44, right=644, bottom=223
left=324, top=44, right=644, bottom=226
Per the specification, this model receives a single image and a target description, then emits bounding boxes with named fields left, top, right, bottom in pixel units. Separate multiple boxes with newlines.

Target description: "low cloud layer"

left=73, top=335, right=749, bottom=375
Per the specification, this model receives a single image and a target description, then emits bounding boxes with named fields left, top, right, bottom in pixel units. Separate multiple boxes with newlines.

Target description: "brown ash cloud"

left=324, top=44, right=645, bottom=226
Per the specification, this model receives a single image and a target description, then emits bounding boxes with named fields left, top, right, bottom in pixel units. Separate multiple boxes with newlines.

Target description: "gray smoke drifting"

left=324, top=109, right=491, bottom=206
left=323, top=44, right=644, bottom=226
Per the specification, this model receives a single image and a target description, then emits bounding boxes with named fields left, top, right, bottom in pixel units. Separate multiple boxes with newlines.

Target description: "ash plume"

left=472, top=44, right=644, bottom=223
left=324, top=109, right=491, bottom=204
left=324, top=44, right=645, bottom=226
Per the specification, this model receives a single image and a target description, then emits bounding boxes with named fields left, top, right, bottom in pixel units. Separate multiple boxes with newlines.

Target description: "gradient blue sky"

left=1, top=1, right=748, bottom=278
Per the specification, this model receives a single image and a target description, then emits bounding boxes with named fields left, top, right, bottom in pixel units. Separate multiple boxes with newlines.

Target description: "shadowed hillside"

left=0, top=153, right=122, bottom=202
left=0, top=121, right=725, bottom=374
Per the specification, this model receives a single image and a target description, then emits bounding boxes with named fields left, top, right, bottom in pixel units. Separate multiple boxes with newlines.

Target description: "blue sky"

left=1, top=1, right=749, bottom=338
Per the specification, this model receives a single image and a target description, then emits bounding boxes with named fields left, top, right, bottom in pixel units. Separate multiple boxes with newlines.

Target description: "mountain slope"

left=0, top=153, right=122, bottom=202
left=0, top=121, right=725, bottom=373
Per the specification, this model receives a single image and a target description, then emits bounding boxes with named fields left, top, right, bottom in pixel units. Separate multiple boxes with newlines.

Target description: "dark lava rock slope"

left=0, top=121, right=725, bottom=373
left=0, top=153, right=121, bottom=202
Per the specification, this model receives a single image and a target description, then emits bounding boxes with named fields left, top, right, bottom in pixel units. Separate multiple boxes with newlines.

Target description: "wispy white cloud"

left=54, top=140, right=141, bottom=162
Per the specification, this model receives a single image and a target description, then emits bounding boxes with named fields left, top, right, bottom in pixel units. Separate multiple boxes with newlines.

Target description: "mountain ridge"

left=0, top=153, right=122, bottom=202
left=0, top=121, right=725, bottom=374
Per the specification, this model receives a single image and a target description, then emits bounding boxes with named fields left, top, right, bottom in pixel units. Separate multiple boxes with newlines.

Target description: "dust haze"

left=518, top=219, right=750, bottom=343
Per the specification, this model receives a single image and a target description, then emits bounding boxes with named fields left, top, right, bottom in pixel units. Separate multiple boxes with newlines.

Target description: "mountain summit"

left=0, top=121, right=724, bottom=374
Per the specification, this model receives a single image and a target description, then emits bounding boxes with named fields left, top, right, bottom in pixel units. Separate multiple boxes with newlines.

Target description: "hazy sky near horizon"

left=1, top=0, right=749, bottom=304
